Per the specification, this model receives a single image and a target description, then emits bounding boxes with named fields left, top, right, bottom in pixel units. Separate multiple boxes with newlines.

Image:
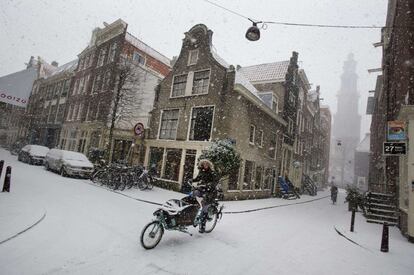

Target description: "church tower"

left=331, top=53, right=361, bottom=187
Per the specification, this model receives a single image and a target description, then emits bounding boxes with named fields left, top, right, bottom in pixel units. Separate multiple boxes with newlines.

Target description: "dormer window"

left=133, top=51, right=146, bottom=65
left=188, top=49, right=199, bottom=66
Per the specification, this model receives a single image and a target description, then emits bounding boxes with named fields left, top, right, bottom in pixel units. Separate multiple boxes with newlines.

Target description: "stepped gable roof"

left=239, top=61, right=290, bottom=83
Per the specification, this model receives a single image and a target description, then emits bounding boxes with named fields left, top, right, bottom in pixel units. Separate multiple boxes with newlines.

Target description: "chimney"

left=51, top=61, right=59, bottom=67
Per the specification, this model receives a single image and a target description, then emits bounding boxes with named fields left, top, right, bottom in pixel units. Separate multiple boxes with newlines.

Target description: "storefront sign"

left=383, top=142, right=406, bottom=155
left=134, top=122, right=145, bottom=137
left=387, top=121, right=406, bottom=141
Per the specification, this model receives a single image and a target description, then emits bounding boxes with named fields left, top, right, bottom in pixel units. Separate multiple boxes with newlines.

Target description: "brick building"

left=369, top=0, right=414, bottom=241
left=23, top=60, right=77, bottom=148
left=58, top=19, right=171, bottom=162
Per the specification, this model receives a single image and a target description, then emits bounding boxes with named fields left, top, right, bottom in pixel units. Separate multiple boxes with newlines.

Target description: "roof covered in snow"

left=239, top=61, right=290, bottom=83
left=356, top=133, right=370, bottom=152
left=47, top=60, right=78, bottom=78
left=234, top=68, right=260, bottom=97
left=210, top=46, right=229, bottom=68
left=125, top=32, right=171, bottom=67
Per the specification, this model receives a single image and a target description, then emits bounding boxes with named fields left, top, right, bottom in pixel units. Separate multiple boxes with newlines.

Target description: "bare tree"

left=106, top=56, right=150, bottom=162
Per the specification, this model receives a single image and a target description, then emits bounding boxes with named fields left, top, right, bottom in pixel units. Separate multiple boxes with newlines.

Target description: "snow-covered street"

left=0, top=148, right=413, bottom=275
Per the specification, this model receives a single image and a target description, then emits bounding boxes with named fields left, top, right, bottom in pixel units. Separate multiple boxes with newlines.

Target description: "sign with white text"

left=383, top=142, right=406, bottom=155
left=0, top=67, right=37, bottom=107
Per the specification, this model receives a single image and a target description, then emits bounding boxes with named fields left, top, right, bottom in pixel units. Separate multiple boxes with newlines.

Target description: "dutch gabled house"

left=145, top=24, right=289, bottom=200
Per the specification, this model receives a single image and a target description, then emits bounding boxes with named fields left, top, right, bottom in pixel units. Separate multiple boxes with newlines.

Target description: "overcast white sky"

left=0, top=0, right=388, bottom=139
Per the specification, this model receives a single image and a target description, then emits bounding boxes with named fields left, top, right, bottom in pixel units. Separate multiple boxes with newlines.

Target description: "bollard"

left=381, top=222, right=389, bottom=252
left=2, top=166, right=11, bottom=192
left=350, top=209, right=356, bottom=232
left=0, top=160, right=4, bottom=179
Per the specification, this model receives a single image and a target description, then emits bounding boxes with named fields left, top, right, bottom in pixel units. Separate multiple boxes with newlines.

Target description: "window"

left=92, top=74, right=102, bottom=93
left=72, top=103, right=78, bottom=121
left=171, top=74, right=187, bottom=97
left=108, top=42, right=118, bottom=63
left=189, top=106, right=214, bottom=141
left=272, top=96, right=279, bottom=113
left=192, top=70, right=210, bottom=95
left=249, top=125, right=255, bottom=144
left=73, top=79, right=79, bottom=95
left=188, top=49, right=199, bottom=65
left=85, top=55, right=90, bottom=68
left=149, top=147, right=164, bottom=176
left=256, top=130, right=263, bottom=147
left=288, top=118, right=294, bottom=135
left=133, top=51, right=145, bottom=65
left=66, top=105, right=73, bottom=121
left=48, top=104, right=57, bottom=123
left=255, top=166, right=263, bottom=189
left=268, top=132, right=278, bottom=159
left=159, top=109, right=179, bottom=140
left=84, top=103, right=90, bottom=121
left=264, top=168, right=272, bottom=190
left=62, top=79, right=70, bottom=97
left=97, top=48, right=106, bottom=67
left=77, top=103, right=83, bottom=121
left=243, top=160, right=254, bottom=190
left=89, top=53, right=94, bottom=67
left=163, top=148, right=182, bottom=181
left=83, top=75, right=90, bottom=94
left=103, top=71, right=111, bottom=90
left=258, top=92, right=272, bottom=109
left=56, top=104, right=65, bottom=123
left=78, top=77, right=85, bottom=94
left=228, top=164, right=240, bottom=191
left=95, top=101, right=101, bottom=121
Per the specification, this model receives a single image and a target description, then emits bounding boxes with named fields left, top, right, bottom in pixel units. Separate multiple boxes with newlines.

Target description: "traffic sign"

left=134, top=122, right=145, bottom=137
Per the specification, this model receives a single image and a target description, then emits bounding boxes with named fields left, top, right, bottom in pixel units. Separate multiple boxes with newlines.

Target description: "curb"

left=86, top=180, right=329, bottom=214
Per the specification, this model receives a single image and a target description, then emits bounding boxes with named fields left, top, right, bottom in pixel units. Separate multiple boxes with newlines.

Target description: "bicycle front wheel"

left=140, top=221, right=164, bottom=249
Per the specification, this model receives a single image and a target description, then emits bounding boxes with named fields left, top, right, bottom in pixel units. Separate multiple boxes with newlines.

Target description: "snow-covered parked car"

left=44, top=149, right=94, bottom=178
left=18, top=145, right=50, bottom=165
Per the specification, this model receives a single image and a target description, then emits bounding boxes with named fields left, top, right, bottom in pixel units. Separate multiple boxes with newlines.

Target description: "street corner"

left=0, top=193, right=46, bottom=244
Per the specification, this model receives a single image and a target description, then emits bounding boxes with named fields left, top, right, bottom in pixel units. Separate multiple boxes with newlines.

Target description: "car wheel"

left=28, top=157, right=33, bottom=165
left=60, top=166, right=67, bottom=177
left=45, top=162, right=50, bottom=171
left=18, top=154, right=22, bottom=162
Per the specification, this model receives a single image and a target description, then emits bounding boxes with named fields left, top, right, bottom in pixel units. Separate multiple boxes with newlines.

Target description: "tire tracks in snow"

left=0, top=209, right=47, bottom=245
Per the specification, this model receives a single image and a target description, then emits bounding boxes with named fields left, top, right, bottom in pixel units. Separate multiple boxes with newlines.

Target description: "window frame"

left=187, top=49, right=199, bottom=66
left=187, top=105, right=215, bottom=142
left=158, top=108, right=180, bottom=140
left=170, top=73, right=188, bottom=98
left=191, top=69, right=211, bottom=95
left=249, top=125, right=256, bottom=145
